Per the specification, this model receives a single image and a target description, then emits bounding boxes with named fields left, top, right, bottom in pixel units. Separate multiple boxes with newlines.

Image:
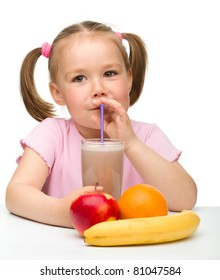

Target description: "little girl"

left=6, top=21, right=197, bottom=227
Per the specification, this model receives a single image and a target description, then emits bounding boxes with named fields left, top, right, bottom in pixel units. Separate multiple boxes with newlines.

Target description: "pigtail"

left=20, top=48, right=56, bottom=122
left=121, top=33, right=148, bottom=106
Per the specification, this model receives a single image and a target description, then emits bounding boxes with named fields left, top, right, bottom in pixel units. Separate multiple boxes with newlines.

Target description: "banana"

left=84, top=210, right=200, bottom=246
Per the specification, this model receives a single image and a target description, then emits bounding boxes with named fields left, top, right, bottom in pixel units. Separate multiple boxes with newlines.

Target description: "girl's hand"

left=60, top=185, right=104, bottom=228
left=62, top=185, right=104, bottom=207
left=92, top=97, right=137, bottom=150
left=63, top=186, right=103, bottom=203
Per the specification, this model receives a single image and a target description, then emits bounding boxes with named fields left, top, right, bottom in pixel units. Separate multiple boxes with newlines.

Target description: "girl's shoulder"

left=40, top=117, right=72, bottom=129
left=131, top=119, right=181, bottom=161
left=36, top=117, right=77, bottom=135
left=21, top=117, right=76, bottom=148
left=130, top=119, right=159, bottom=137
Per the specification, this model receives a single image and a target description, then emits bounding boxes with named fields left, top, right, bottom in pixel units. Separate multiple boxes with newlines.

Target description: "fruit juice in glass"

left=81, top=139, right=124, bottom=200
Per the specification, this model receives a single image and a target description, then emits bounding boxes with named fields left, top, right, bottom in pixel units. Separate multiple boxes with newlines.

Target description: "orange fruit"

left=118, top=184, right=168, bottom=219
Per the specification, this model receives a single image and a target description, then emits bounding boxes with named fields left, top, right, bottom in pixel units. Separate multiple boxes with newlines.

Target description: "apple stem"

left=95, top=182, right=99, bottom=192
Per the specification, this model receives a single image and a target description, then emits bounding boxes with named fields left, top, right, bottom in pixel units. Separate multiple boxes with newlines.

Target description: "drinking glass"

left=81, top=139, right=124, bottom=200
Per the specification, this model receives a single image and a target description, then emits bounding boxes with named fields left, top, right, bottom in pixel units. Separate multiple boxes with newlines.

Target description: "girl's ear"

left=49, top=82, right=66, bottom=106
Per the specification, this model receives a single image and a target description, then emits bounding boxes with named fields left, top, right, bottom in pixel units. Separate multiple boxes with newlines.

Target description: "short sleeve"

left=131, top=120, right=181, bottom=162
left=17, top=118, right=61, bottom=172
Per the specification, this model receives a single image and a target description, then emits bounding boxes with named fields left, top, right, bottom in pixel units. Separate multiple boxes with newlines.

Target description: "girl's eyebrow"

left=67, top=67, right=86, bottom=73
left=102, top=63, right=123, bottom=68
left=65, top=68, right=86, bottom=78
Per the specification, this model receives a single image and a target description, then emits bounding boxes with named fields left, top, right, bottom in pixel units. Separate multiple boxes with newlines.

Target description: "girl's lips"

left=91, top=107, right=100, bottom=111
left=90, top=105, right=111, bottom=112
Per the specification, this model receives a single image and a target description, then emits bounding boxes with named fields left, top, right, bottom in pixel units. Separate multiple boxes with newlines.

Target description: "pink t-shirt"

left=18, top=118, right=181, bottom=198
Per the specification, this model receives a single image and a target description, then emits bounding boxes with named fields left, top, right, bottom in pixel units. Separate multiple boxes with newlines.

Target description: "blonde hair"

left=20, top=21, right=148, bottom=122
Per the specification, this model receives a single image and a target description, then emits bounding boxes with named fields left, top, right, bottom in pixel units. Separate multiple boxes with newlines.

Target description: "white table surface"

left=0, top=204, right=219, bottom=260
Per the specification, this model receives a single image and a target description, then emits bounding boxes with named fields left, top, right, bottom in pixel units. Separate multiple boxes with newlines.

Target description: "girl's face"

left=50, top=34, right=132, bottom=138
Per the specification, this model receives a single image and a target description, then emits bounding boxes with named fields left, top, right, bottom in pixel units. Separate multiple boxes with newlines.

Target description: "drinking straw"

left=100, top=104, right=104, bottom=143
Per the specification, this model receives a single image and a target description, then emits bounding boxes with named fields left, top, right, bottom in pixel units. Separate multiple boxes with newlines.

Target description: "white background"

left=0, top=0, right=219, bottom=206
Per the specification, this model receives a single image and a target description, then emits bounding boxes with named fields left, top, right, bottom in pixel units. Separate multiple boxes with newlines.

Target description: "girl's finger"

left=92, top=97, right=125, bottom=116
left=83, top=185, right=104, bottom=192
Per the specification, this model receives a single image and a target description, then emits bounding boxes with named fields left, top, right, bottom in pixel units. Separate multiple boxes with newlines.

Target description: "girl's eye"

left=104, top=71, right=117, bottom=77
left=72, top=75, right=86, bottom=82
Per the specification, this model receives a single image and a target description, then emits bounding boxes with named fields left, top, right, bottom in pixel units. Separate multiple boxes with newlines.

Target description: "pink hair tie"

left=115, top=32, right=123, bottom=41
left=41, top=42, right=51, bottom=58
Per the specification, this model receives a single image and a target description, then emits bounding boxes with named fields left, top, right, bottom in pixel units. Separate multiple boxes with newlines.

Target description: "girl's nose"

left=91, top=79, right=107, bottom=98
left=93, top=92, right=106, bottom=98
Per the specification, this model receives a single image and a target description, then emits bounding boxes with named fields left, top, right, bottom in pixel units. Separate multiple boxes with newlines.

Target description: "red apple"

left=69, top=192, right=120, bottom=235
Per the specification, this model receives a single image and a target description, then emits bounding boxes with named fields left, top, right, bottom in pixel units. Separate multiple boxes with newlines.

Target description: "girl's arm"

left=125, top=138, right=197, bottom=211
left=5, top=147, right=99, bottom=227
left=92, top=97, right=197, bottom=211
